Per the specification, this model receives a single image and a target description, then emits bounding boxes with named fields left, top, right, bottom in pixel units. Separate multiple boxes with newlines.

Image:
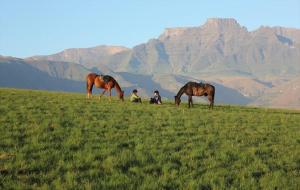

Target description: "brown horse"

left=175, top=82, right=215, bottom=109
left=86, top=73, right=124, bottom=101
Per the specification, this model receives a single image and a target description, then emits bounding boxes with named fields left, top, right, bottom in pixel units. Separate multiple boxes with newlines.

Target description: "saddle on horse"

left=198, top=82, right=205, bottom=88
left=99, top=75, right=111, bottom=84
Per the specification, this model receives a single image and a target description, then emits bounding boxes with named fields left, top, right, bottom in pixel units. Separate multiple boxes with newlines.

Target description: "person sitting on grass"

left=150, top=90, right=162, bottom=104
left=130, top=89, right=142, bottom=103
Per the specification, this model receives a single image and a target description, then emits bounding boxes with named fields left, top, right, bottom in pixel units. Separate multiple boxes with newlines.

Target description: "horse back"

left=86, top=73, right=99, bottom=82
left=91, top=74, right=116, bottom=89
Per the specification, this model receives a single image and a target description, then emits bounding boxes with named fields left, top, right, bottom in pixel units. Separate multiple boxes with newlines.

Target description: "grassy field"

left=0, top=88, right=299, bottom=189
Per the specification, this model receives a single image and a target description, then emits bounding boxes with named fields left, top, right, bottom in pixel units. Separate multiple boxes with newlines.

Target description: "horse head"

left=119, top=90, right=124, bottom=101
left=174, top=96, right=181, bottom=106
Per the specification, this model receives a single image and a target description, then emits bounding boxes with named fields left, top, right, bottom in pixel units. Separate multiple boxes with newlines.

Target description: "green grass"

left=0, top=88, right=300, bottom=190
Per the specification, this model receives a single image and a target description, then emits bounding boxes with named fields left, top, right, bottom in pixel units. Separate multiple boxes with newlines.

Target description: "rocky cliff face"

left=122, top=18, right=299, bottom=78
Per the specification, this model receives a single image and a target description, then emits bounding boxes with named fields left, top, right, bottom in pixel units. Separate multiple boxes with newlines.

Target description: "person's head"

left=174, top=96, right=181, bottom=106
left=119, top=90, right=124, bottom=101
left=132, top=89, right=138, bottom=94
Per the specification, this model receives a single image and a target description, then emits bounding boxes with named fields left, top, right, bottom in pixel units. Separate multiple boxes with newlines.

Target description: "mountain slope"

left=27, top=45, right=130, bottom=70
left=30, top=18, right=300, bottom=77
left=250, top=77, right=300, bottom=109
left=28, top=18, right=300, bottom=78
left=0, top=56, right=251, bottom=104
left=1, top=18, right=300, bottom=108
left=0, top=56, right=85, bottom=92
left=107, top=18, right=300, bottom=78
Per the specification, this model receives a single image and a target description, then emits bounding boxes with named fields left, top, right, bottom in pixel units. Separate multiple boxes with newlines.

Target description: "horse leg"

left=109, top=88, right=112, bottom=102
left=99, top=89, right=106, bottom=100
left=188, top=96, right=192, bottom=108
left=208, top=95, right=213, bottom=109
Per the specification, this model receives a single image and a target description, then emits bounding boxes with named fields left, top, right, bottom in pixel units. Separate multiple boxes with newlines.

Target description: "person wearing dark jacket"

left=149, top=90, right=162, bottom=104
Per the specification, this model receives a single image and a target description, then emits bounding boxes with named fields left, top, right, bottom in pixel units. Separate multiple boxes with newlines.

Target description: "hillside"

left=250, top=77, right=300, bottom=109
left=0, top=56, right=250, bottom=105
left=0, top=56, right=86, bottom=92
left=1, top=18, right=300, bottom=108
left=27, top=45, right=130, bottom=69
left=0, top=88, right=299, bottom=189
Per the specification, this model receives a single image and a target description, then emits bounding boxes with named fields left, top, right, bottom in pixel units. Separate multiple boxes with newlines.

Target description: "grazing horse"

left=174, top=82, right=215, bottom=109
left=86, top=73, right=124, bottom=101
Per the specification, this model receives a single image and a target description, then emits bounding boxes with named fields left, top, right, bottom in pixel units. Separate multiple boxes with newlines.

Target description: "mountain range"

left=1, top=18, right=300, bottom=108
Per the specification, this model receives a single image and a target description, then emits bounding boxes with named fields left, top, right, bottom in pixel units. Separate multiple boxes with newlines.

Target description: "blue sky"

left=1, top=0, right=300, bottom=58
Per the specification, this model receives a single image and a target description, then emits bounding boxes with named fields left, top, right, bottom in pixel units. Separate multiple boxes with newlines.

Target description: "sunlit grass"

left=0, top=88, right=299, bottom=189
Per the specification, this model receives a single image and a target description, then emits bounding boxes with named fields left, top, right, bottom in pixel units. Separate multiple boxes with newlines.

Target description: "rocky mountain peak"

left=159, top=27, right=189, bottom=40
left=204, top=18, right=239, bottom=26
left=202, top=18, right=246, bottom=32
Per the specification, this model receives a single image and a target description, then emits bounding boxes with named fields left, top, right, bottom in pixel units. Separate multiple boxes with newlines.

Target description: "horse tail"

left=86, top=75, right=89, bottom=92
left=86, top=74, right=94, bottom=94
left=86, top=81, right=88, bottom=92
left=86, top=81, right=91, bottom=93
left=86, top=74, right=93, bottom=98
